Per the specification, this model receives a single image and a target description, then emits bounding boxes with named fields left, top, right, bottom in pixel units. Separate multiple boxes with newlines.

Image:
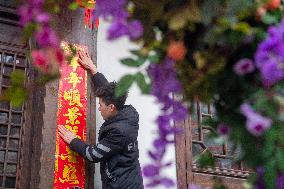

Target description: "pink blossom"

left=217, top=123, right=230, bottom=136
left=233, top=58, right=255, bottom=75
left=31, top=50, right=48, bottom=72
left=35, top=26, right=59, bottom=47
left=240, top=103, right=272, bottom=136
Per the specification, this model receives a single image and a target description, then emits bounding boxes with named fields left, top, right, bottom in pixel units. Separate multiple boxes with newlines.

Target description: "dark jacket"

left=70, top=72, right=144, bottom=189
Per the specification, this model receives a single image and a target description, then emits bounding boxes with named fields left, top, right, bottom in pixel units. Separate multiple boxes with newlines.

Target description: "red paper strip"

left=53, top=42, right=88, bottom=189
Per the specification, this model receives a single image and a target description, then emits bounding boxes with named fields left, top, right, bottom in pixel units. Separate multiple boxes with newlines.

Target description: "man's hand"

left=78, top=49, right=97, bottom=75
left=58, top=125, right=77, bottom=144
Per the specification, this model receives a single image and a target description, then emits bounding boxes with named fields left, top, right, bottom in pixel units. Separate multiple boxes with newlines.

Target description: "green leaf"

left=262, top=13, right=278, bottom=24
left=263, top=129, right=276, bottom=159
left=130, top=50, right=147, bottom=58
left=264, top=160, right=276, bottom=189
left=232, top=22, right=251, bottom=34
left=120, top=58, right=145, bottom=67
left=10, top=87, right=28, bottom=107
left=2, top=86, right=28, bottom=108
left=68, top=44, right=77, bottom=57
left=135, top=72, right=150, bottom=94
left=22, top=23, right=37, bottom=41
left=148, top=54, right=160, bottom=64
left=115, top=74, right=135, bottom=97
left=11, top=70, right=26, bottom=86
left=68, top=2, right=79, bottom=10
left=202, top=117, right=218, bottom=128
left=276, top=150, right=284, bottom=171
left=196, top=151, right=215, bottom=168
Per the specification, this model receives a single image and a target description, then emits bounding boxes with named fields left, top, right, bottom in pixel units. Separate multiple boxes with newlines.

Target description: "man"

left=58, top=49, right=144, bottom=189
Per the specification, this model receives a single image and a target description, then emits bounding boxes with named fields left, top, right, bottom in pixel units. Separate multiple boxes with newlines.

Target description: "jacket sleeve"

left=91, top=72, right=109, bottom=90
left=69, top=128, right=126, bottom=163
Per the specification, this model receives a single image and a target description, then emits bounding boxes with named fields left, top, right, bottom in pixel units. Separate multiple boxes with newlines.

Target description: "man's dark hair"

left=95, top=82, right=128, bottom=110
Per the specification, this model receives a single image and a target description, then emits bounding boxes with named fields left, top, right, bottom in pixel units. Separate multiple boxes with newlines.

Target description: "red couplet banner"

left=53, top=42, right=88, bottom=189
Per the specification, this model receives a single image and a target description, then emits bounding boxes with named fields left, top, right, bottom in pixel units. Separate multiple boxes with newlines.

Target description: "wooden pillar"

left=20, top=8, right=97, bottom=189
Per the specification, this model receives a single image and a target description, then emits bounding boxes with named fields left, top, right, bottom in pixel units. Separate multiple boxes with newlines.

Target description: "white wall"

left=95, top=21, right=177, bottom=189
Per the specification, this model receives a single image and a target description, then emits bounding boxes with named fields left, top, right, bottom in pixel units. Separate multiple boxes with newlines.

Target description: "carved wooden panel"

left=175, top=100, right=251, bottom=189
left=0, top=1, right=17, bottom=8
left=0, top=47, right=28, bottom=189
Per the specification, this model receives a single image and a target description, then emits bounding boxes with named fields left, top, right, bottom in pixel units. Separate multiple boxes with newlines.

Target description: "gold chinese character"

left=64, top=89, right=83, bottom=107
left=65, top=125, right=79, bottom=134
left=63, top=107, right=82, bottom=125
left=60, top=146, right=79, bottom=163
left=59, top=164, right=79, bottom=184
left=64, top=72, right=83, bottom=89
left=70, top=57, right=80, bottom=72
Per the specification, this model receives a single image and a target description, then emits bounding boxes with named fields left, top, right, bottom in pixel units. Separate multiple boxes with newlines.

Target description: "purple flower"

left=35, top=26, right=59, bottom=47
left=35, top=13, right=50, bottom=23
left=17, top=0, right=60, bottom=52
left=30, top=0, right=44, bottom=8
left=254, top=19, right=284, bottom=87
left=96, top=0, right=128, bottom=19
left=260, top=60, right=284, bottom=88
left=253, top=167, right=266, bottom=189
left=157, top=115, right=172, bottom=134
left=144, top=57, right=187, bottom=187
left=128, top=20, right=144, bottom=40
left=142, top=164, right=160, bottom=177
left=107, top=20, right=129, bottom=40
left=240, top=103, right=272, bottom=136
left=277, top=174, right=284, bottom=189
left=145, top=177, right=175, bottom=188
left=148, top=150, right=163, bottom=161
left=148, top=58, right=182, bottom=99
left=107, top=19, right=144, bottom=40
left=149, top=149, right=165, bottom=161
left=171, top=101, right=188, bottom=121
left=96, top=0, right=144, bottom=40
left=217, top=123, right=230, bottom=136
left=17, top=5, right=33, bottom=26
left=154, top=138, right=168, bottom=150
left=160, top=178, right=175, bottom=187
left=233, top=58, right=255, bottom=75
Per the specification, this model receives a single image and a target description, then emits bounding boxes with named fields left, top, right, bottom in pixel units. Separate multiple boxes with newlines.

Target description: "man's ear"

left=110, top=104, right=116, bottom=111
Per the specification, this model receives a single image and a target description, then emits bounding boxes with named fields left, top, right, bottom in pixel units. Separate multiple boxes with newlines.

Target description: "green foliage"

left=196, top=151, right=215, bottom=168
left=0, top=70, right=28, bottom=108
left=135, top=72, right=150, bottom=94
left=22, top=23, right=37, bottom=42
left=262, top=9, right=283, bottom=24
left=120, top=58, right=145, bottom=67
left=276, top=150, right=284, bottom=171
left=17, top=0, right=284, bottom=188
left=177, top=51, right=226, bottom=102
left=264, top=160, right=276, bottom=189
left=68, top=2, right=79, bottom=10
left=66, top=44, right=78, bottom=64
left=115, top=74, right=135, bottom=97
left=115, top=72, right=151, bottom=97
